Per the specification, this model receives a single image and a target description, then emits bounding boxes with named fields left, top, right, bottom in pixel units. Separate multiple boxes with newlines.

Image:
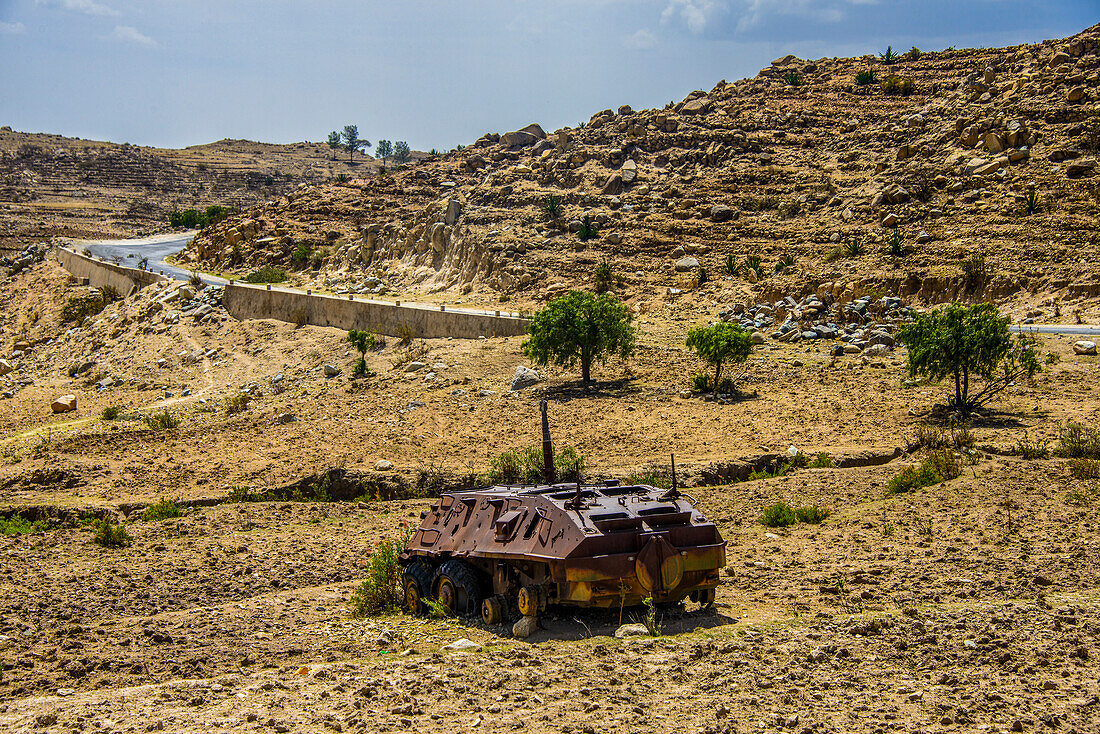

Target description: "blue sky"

left=0, top=1, right=1095, bottom=151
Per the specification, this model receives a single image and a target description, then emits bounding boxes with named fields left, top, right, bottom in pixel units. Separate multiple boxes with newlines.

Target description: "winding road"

left=77, top=231, right=225, bottom=286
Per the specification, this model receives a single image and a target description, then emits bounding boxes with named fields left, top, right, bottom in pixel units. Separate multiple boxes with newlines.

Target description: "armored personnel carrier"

left=398, top=402, right=726, bottom=625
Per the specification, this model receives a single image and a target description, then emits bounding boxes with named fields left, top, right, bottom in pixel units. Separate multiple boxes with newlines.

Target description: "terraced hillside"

left=182, top=26, right=1100, bottom=315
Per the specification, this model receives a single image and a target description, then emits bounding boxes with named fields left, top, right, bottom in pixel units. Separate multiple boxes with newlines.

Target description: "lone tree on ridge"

left=342, top=125, right=371, bottom=163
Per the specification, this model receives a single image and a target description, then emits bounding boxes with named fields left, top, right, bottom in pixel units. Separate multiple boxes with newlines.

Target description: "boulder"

left=1066, top=158, right=1096, bottom=178
left=681, top=97, right=711, bottom=115
left=710, top=204, right=733, bottom=222
left=511, top=366, right=540, bottom=391
left=51, top=395, right=77, bottom=413
left=601, top=174, right=624, bottom=195
left=1073, top=340, right=1097, bottom=355
left=614, top=623, right=650, bottom=639
left=323, top=364, right=340, bottom=377
left=444, top=198, right=462, bottom=226
left=620, top=159, right=637, bottom=184
left=674, top=256, right=700, bottom=272
left=1068, top=86, right=1086, bottom=103
left=500, top=130, right=539, bottom=148
left=882, top=213, right=901, bottom=227
left=512, top=615, right=539, bottom=639
left=0, top=359, right=11, bottom=376
left=374, top=459, right=393, bottom=471
left=518, top=123, right=547, bottom=140
left=750, top=331, right=766, bottom=344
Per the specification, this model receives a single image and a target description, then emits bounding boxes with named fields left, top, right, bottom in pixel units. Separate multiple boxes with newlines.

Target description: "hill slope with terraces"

left=0, top=130, right=386, bottom=250
left=182, top=25, right=1100, bottom=318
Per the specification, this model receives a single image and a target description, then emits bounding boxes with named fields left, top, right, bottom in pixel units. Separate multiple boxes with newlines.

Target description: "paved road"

left=1010, top=324, right=1100, bottom=337
left=77, top=232, right=226, bottom=286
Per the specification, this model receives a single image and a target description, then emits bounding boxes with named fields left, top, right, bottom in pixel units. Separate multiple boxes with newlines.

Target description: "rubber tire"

left=400, top=562, right=434, bottom=615
left=433, top=560, right=484, bottom=618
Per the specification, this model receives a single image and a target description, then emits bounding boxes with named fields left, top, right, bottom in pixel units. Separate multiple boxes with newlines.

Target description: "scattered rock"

left=675, top=256, right=700, bottom=272
left=375, top=459, right=393, bottom=471
left=51, top=394, right=77, bottom=413
left=1073, top=340, right=1097, bottom=355
left=511, top=366, right=540, bottom=391
left=614, top=623, right=650, bottom=639
left=512, top=615, right=539, bottom=639
left=442, top=638, right=481, bottom=651
left=0, top=359, right=11, bottom=376
left=323, top=364, right=340, bottom=377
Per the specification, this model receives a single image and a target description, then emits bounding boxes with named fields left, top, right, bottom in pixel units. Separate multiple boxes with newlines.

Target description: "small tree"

left=522, top=291, right=637, bottom=386
left=686, top=322, right=753, bottom=394
left=376, top=139, right=393, bottom=163
left=393, top=140, right=411, bottom=164
left=898, top=302, right=1040, bottom=415
left=342, top=125, right=370, bottom=163
left=346, top=329, right=377, bottom=376
left=326, top=131, right=341, bottom=161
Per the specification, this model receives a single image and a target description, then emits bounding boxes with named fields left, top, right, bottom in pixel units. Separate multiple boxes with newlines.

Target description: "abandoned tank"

left=398, top=402, right=726, bottom=625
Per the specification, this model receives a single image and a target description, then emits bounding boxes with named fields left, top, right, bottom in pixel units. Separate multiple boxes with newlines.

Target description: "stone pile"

left=0, top=244, right=46, bottom=275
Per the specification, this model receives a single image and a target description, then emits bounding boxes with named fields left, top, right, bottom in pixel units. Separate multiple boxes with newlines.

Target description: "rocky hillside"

left=182, top=25, right=1100, bottom=314
left=0, top=131, right=387, bottom=250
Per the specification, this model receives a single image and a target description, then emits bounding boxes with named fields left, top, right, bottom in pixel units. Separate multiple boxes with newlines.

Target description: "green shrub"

left=905, top=46, right=922, bottom=61
left=855, top=69, right=877, bottom=86
left=227, top=486, right=260, bottom=503
left=140, top=498, right=181, bottom=522
left=488, top=446, right=586, bottom=485
left=0, top=516, right=48, bottom=535
left=691, top=371, right=711, bottom=392
left=1015, top=434, right=1050, bottom=460
left=1023, top=188, right=1041, bottom=215
left=1068, top=458, right=1100, bottom=480
left=743, top=255, right=763, bottom=278
left=594, top=259, right=614, bottom=294
left=348, top=527, right=411, bottom=617
left=774, top=254, right=796, bottom=273
left=142, top=409, right=178, bottom=431
left=887, top=229, right=906, bottom=257
left=844, top=237, right=865, bottom=257
left=225, top=393, right=250, bottom=415
left=808, top=451, right=834, bottom=468
left=242, top=266, right=287, bottom=284
left=578, top=214, right=598, bottom=242
left=1055, top=422, right=1100, bottom=459
left=168, top=206, right=234, bottom=229
left=782, top=71, right=802, bottom=87
left=926, top=449, right=962, bottom=482
left=100, top=406, right=121, bottom=420
left=886, top=450, right=959, bottom=495
left=879, top=45, right=897, bottom=64
left=541, top=193, right=563, bottom=220
left=1065, top=484, right=1100, bottom=506
left=760, top=502, right=798, bottom=527
left=959, top=254, right=987, bottom=286
left=93, top=520, right=132, bottom=547
left=881, top=75, right=914, bottom=95
left=724, top=253, right=736, bottom=276
left=795, top=505, right=830, bottom=524
left=290, top=243, right=313, bottom=267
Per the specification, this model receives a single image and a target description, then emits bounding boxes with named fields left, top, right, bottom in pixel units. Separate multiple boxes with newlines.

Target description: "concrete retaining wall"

left=223, top=283, right=529, bottom=339
left=56, top=248, right=168, bottom=294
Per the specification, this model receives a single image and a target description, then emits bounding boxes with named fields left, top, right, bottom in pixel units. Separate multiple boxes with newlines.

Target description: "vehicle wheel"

left=697, top=588, right=716, bottom=608
left=401, top=562, right=434, bottom=615
left=433, top=560, right=484, bottom=617
left=481, top=595, right=505, bottom=625
left=517, top=585, right=541, bottom=617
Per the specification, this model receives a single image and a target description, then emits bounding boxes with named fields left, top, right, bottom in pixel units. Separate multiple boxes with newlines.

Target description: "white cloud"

left=661, top=0, right=724, bottom=34
left=733, top=0, right=874, bottom=31
left=0, top=21, right=27, bottom=34
left=109, top=25, right=157, bottom=48
left=624, top=29, right=658, bottom=50
left=35, top=0, right=120, bottom=17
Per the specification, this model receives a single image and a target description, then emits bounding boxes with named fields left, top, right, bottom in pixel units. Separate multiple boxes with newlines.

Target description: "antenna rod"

left=671, top=454, right=678, bottom=494
left=540, top=399, right=556, bottom=485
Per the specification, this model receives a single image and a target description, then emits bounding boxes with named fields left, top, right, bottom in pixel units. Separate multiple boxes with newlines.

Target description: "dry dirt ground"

left=1, top=256, right=1099, bottom=733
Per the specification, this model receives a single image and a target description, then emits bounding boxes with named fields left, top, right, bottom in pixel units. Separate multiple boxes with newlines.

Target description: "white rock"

left=323, top=364, right=340, bottom=377
left=375, top=459, right=393, bottom=471
left=1073, top=340, right=1097, bottom=355
left=511, top=366, right=540, bottom=391
left=674, top=256, right=700, bottom=272
left=443, top=638, right=481, bottom=651
left=405, top=362, right=427, bottom=372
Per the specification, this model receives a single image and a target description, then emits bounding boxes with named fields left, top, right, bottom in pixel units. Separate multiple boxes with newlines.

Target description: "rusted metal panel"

left=403, top=481, right=726, bottom=608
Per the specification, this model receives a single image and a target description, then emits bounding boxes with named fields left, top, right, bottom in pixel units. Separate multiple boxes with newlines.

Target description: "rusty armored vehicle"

left=399, top=402, right=726, bottom=625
